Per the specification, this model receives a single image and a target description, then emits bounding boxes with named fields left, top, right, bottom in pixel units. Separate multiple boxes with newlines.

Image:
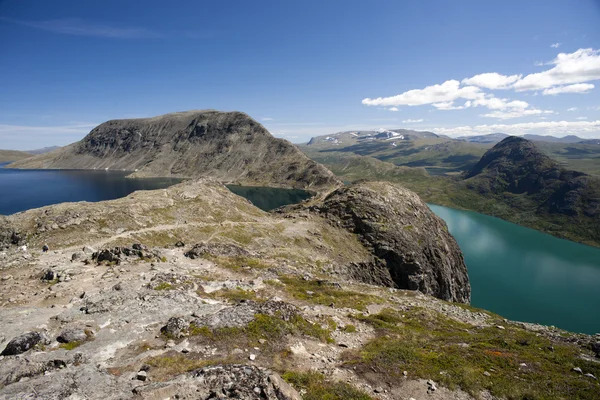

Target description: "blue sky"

left=1, top=0, right=599, bottom=150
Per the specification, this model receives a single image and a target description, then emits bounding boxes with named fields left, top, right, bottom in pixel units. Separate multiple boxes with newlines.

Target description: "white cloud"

left=402, top=119, right=424, bottom=123
left=362, top=80, right=483, bottom=107
left=567, top=107, right=578, bottom=111
left=462, top=72, right=521, bottom=89
left=576, top=116, right=588, bottom=120
left=513, top=48, right=600, bottom=91
left=472, top=97, right=529, bottom=110
left=543, top=83, right=595, bottom=95
left=431, top=120, right=600, bottom=138
left=0, top=17, right=161, bottom=39
left=261, top=117, right=274, bottom=121
left=480, top=109, right=554, bottom=120
left=432, top=101, right=467, bottom=110
left=387, top=107, right=399, bottom=112
left=551, top=42, right=561, bottom=48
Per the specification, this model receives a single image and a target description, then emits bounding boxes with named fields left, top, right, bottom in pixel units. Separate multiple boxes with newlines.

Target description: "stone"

left=161, top=317, right=189, bottom=338
left=496, top=325, right=506, bottom=330
left=572, top=367, right=583, bottom=374
left=57, top=328, right=89, bottom=344
left=483, top=371, right=491, bottom=377
left=136, top=370, right=147, bottom=381
left=41, top=269, right=55, bottom=281
left=249, top=354, right=256, bottom=361
left=426, top=379, right=437, bottom=393
left=71, top=252, right=84, bottom=261
left=584, top=373, right=597, bottom=380
left=1, top=332, right=48, bottom=356
left=175, top=240, right=185, bottom=247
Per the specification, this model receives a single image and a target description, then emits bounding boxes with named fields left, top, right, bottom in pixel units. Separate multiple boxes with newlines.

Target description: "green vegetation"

left=345, top=308, right=600, bottom=399
left=59, top=341, right=83, bottom=350
left=153, top=282, right=174, bottom=291
left=278, top=275, right=384, bottom=311
left=283, top=370, right=373, bottom=400
left=190, top=313, right=334, bottom=345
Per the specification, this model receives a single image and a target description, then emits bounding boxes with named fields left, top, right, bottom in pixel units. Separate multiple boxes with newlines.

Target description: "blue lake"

left=429, top=204, right=600, bottom=335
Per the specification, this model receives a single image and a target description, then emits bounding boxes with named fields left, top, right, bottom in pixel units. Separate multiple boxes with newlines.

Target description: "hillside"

left=302, top=138, right=600, bottom=246
left=8, top=110, right=340, bottom=190
left=0, top=179, right=598, bottom=399
left=0, top=150, right=31, bottom=163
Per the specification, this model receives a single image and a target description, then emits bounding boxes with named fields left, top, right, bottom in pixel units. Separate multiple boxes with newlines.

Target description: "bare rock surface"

left=310, top=181, right=471, bottom=303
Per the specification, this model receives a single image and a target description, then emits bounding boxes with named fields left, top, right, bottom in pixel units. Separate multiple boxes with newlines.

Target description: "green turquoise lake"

left=429, top=204, right=600, bottom=335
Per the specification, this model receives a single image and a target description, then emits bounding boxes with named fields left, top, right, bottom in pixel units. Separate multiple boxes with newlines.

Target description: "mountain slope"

left=0, top=150, right=31, bottom=163
left=8, top=110, right=340, bottom=190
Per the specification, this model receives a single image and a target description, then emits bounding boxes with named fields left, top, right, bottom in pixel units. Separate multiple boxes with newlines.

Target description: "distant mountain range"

left=457, top=133, right=595, bottom=144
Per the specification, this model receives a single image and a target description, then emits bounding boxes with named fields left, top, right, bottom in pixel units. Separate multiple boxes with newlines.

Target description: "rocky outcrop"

left=8, top=110, right=340, bottom=190
left=311, top=181, right=471, bottom=303
left=1, top=331, right=50, bottom=356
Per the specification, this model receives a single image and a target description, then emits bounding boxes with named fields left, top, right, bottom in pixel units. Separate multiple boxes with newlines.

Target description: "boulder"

left=1, top=332, right=49, bottom=356
left=312, top=181, right=471, bottom=303
left=56, top=328, right=89, bottom=344
left=161, top=317, right=189, bottom=338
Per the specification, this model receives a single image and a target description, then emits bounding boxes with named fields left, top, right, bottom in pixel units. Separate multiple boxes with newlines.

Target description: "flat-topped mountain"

left=8, top=110, right=340, bottom=190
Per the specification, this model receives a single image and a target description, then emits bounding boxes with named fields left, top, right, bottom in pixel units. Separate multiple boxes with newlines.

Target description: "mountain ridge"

left=8, top=110, right=340, bottom=190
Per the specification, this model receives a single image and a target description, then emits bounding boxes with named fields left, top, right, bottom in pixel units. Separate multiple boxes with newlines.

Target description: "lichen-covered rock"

left=161, top=317, right=190, bottom=338
left=313, top=181, right=471, bottom=303
left=184, top=242, right=253, bottom=259
left=133, top=364, right=301, bottom=400
left=193, top=301, right=298, bottom=329
left=1, top=331, right=49, bottom=356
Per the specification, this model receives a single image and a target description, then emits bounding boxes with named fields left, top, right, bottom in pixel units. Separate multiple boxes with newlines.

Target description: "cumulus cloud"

left=431, top=120, right=600, bottom=138
left=387, top=107, right=399, bottom=112
left=402, top=119, right=424, bottom=123
left=513, top=48, right=600, bottom=91
left=462, top=72, right=521, bottom=89
left=362, top=80, right=483, bottom=107
left=480, top=109, right=554, bottom=120
left=542, top=83, right=595, bottom=95
left=551, top=43, right=561, bottom=48
left=567, top=107, right=578, bottom=111
left=362, top=48, right=600, bottom=120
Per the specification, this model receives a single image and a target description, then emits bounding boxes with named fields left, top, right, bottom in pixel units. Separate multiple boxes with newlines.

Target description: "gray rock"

left=71, top=252, right=84, bottom=261
left=310, top=181, right=471, bottom=303
left=41, top=269, right=55, bottom=281
left=161, top=317, right=189, bottom=338
left=584, top=373, right=597, bottom=380
left=572, top=367, right=583, bottom=374
left=56, top=328, right=89, bottom=344
left=136, top=370, right=148, bottom=381
left=1, top=332, right=49, bottom=356
left=185, top=242, right=253, bottom=259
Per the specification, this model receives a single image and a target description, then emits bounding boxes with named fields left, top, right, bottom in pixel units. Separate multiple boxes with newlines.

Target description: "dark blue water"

left=430, top=204, right=600, bottom=335
left=0, top=163, right=182, bottom=215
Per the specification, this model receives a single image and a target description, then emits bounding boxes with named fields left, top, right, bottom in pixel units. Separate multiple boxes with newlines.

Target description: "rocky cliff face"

left=310, top=181, right=470, bottom=303
left=8, top=110, right=340, bottom=190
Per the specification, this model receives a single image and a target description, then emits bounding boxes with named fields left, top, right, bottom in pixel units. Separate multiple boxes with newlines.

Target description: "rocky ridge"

left=8, top=110, right=340, bottom=190
left=0, top=179, right=598, bottom=399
